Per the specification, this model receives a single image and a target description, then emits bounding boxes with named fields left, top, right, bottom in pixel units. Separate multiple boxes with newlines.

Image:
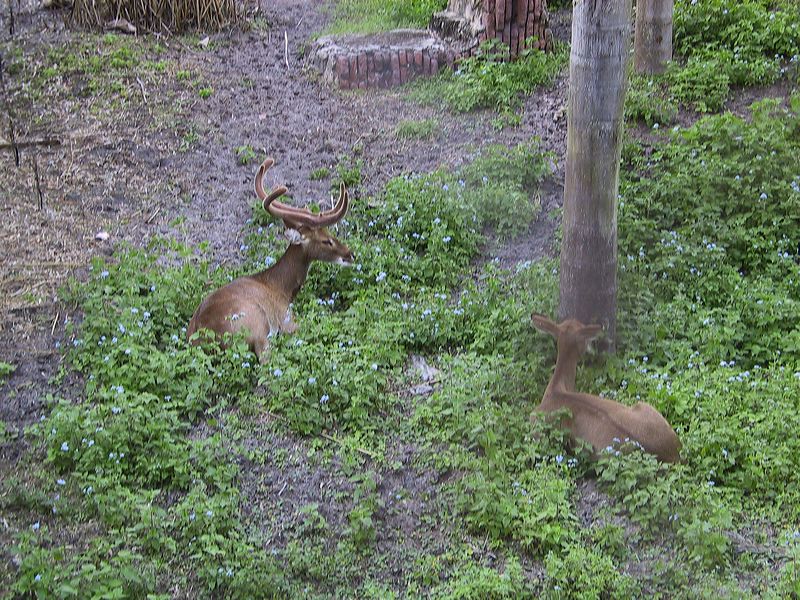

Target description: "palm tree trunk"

left=634, top=0, right=673, bottom=74
left=559, top=0, right=632, bottom=351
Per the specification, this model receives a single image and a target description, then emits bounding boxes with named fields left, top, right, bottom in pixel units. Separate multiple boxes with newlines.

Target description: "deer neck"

left=252, top=244, right=311, bottom=302
left=542, top=343, right=581, bottom=408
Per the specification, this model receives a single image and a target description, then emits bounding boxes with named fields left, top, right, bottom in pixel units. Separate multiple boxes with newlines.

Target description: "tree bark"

left=559, top=0, right=632, bottom=351
left=634, top=0, right=673, bottom=74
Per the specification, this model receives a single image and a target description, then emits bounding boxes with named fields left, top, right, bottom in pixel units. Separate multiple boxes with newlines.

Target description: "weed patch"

left=409, top=41, right=567, bottom=116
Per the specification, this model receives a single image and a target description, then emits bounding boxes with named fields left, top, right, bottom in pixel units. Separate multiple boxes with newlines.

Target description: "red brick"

left=336, top=55, right=349, bottom=78
left=391, top=52, right=401, bottom=86
left=430, top=57, right=439, bottom=75
left=414, top=50, right=423, bottom=71
left=367, top=53, right=375, bottom=87
left=357, top=53, right=367, bottom=82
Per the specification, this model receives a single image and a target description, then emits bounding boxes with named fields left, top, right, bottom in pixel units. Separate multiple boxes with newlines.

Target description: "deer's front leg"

left=280, top=304, right=299, bottom=335
left=282, top=319, right=299, bottom=335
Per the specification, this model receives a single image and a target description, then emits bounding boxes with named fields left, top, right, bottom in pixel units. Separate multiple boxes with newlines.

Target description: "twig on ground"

left=146, top=207, right=160, bottom=224
left=136, top=77, right=148, bottom=105
left=33, top=156, right=44, bottom=210
left=284, top=31, right=289, bottom=69
left=51, top=312, right=59, bottom=336
left=0, top=53, right=20, bottom=166
left=0, top=138, right=61, bottom=150
left=10, top=280, right=48, bottom=298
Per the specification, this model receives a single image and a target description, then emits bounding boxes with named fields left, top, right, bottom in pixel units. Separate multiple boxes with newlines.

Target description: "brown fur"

left=531, top=314, right=681, bottom=463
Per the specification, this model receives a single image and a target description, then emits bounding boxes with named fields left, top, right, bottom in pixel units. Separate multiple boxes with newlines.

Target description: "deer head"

left=255, top=158, right=354, bottom=266
left=531, top=315, right=602, bottom=377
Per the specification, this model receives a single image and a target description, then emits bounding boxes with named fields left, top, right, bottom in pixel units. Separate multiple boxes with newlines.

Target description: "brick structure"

left=311, top=0, right=551, bottom=90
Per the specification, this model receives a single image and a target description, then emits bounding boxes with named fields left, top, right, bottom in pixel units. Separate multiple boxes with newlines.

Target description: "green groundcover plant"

left=6, top=84, right=800, bottom=597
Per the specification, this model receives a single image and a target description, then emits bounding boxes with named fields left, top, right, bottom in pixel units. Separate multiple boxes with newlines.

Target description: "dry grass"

left=71, top=0, right=245, bottom=33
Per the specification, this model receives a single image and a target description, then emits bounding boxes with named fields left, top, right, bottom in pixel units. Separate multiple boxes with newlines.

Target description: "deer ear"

left=284, top=228, right=306, bottom=245
left=531, top=314, right=560, bottom=337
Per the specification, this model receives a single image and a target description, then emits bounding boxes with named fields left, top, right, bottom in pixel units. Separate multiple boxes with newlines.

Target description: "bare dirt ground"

left=0, top=0, right=571, bottom=434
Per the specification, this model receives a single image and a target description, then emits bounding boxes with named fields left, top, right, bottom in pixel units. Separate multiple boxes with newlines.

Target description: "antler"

left=254, top=158, right=349, bottom=229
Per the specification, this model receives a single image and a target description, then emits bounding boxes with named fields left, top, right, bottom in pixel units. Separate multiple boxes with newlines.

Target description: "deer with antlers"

left=531, top=314, right=681, bottom=463
left=187, top=158, right=354, bottom=363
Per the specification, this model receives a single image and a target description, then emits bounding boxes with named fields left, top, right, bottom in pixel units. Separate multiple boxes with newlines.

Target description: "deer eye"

left=324, top=239, right=334, bottom=246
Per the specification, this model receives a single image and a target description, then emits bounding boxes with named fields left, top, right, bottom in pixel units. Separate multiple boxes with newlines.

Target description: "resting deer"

left=531, top=314, right=681, bottom=463
left=187, top=158, right=354, bottom=363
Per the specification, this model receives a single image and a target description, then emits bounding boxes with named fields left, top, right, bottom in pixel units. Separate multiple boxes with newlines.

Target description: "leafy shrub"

left=430, top=555, right=529, bottom=599
left=345, top=472, right=384, bottom=549
left=460, top=141, right=552, bottom=237
left=542, top=544, right=637, bottom=600
left=595, top=442, right=684, bottom=529
left=665, top=55, right=731, bottom=112
left=619, top=95, right=800, bottom=368
left=461, top=463, right=578, bottom=556
left=410, top=41, right=567, bottom=115
left=625, top=75, right=678, bottom=126
left=624, top=0, right=800, bottom=122
left=674, top=0, right=800, bottom=66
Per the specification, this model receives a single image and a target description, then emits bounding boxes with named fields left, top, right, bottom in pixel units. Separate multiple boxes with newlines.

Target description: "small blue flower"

left=100, top=270, right=109, bottom=279
left=61, top=442, right=69, bottom=452
left=273, top=368, right=283, bottom=377
left=56, top=479, right=66, bottom=486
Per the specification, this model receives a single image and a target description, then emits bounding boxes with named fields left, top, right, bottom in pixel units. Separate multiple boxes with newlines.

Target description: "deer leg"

left=252, top=337, right=272, bottom=365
